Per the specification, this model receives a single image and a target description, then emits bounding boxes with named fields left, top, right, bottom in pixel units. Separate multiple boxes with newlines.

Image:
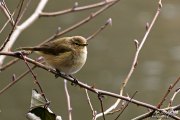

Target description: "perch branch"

left=0, top=51, right=179, bottom=120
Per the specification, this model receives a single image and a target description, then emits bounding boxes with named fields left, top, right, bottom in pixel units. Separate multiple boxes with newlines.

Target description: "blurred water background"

left=0, top=0, right=180, bottom=119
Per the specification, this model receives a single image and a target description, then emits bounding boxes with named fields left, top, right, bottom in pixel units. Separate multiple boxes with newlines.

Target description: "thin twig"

left=98, top=94, right=105, bottom=120
left=40, top=0, right=116, bottom=17
left=169, top=88, right=180, bottom=107
left=18, top=52, right=47, bottom=102
left=17, top=0, right=32, bottom=24
left=120, top=0, right=162, bottom=91
left=95, top=0, right=163, bottom=119
left=64, top=79, right=72, bottom=120
left=0, top=0, right=48, bottom=66
left=0, top=0, right=14, bottom=26
left=0, top=58, right=19, bottom=71
left=0, top=13, right=14, bottom=34
left=87, top=18, right=112, bottom=41
left=114, top=91, right=138, bottom=120
left=45, top=0, right=120, bottom=43
left=133, top=77, right=180, bottom=120
left=157, top=77, right=180, bottom=108
left=0, top=0, right=25, bottom=51
left=0, top=65, right=36, bottom=95
left=85, top=89, right=96, bottom=118
left=0, top=0, right=22, bottom=34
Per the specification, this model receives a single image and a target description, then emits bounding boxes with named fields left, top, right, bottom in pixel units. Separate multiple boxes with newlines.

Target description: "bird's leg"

left=69, top=75, right=79, bottom=85
left=55, top=69, right=63, bottom=78
left=55, top=69, right=78, bottom=85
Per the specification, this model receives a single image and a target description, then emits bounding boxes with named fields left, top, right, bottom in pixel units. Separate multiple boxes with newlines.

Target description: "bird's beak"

left=82, top=43, right=88, bottom=46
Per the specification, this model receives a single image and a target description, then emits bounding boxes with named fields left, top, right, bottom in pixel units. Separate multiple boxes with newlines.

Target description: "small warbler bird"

left=19, top=36, right=88, bottom=75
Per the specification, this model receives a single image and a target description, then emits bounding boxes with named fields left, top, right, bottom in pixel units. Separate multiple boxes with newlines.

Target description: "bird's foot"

left=55, top=69, right=63, bottom=78
left=69, top=75, right=79, bottom=86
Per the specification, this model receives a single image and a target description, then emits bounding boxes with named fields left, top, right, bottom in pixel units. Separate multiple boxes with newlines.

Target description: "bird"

left=18, top=36, right=88, bottom=76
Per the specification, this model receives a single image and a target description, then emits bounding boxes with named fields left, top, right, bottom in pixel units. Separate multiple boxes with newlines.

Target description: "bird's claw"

left=69, top=75, right=79, bottom=86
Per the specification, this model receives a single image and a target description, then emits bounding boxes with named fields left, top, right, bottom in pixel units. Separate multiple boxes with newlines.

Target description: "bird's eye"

left=74, top=42, right=79, bottom=45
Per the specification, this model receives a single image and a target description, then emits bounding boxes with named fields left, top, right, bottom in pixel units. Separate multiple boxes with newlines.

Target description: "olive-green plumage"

left=19, top=36, right=88, bottom=74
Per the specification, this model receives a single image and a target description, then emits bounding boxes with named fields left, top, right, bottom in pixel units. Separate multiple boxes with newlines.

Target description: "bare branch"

left=95, top=0, right=163, bottom=119
left=0, top=0, right=25, bottom=51
left=0, top=58, right=19, bottom=71
left=64, top=79, right=72, bottom=120
left=0, top=51, right=179, bottom=120
left=40, top=0, right=116, bottom=17
left=0, top=0, right=14, bottom=26
left=0, top=65, right=36, bottom=95
left=98, top=94, right=106, bottom=120
left=114, top=91, right=137, bottom=120
left=0, top=0, right=48, bottom=66
left=17, top=52, right=47, bottom=102
left=45, top=0, right=120, bottom=43
left=85, top=89, right=96, bottom=119
left=87, top=18, right=112, bottom=41
left=132, top=76, right=180, bottom=120
left=169, top=88, right=180, bottom=107
left=0, top=0, right=119, bottom=69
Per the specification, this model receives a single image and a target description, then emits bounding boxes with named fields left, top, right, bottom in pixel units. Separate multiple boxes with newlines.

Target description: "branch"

left=0, top=51, right=179, bottom=120
left=0, top=65, right=36, bottom=95
left=87, top=18, right=112, bottom=41
left=0, top=0, right=25, bottom=51
left=169, top=88, right=180, bottom=107
left=0, top=0, right=48, bottom=66
left=0, top=0, right=14, bottom=26
left=114, top=91, right=137, bottom=120
left=85, top=89, right=96, bottom=119
left=158, top=77, right=180, bottom=108
left=95, top=0, right=163, bottom=119
left=45, top=0, right=120, bottom=43
left=98, top=94, right=105, bottom=120
left=64, top=79, right=72, bottom=120
left=0, top=0, right=119, bottom=69
left=40, top=0, right=116, bottom=17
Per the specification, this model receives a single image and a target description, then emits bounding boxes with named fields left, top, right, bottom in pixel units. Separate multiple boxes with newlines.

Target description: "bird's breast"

left=42, top=47, right=87, bottom=74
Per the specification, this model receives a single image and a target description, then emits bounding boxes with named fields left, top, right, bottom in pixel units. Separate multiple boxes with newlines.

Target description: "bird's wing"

left=39, top=42, right=72, bottom=55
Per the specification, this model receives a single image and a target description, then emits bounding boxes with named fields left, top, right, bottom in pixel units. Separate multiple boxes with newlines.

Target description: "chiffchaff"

left=19, top=36, right=88, bottom=75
